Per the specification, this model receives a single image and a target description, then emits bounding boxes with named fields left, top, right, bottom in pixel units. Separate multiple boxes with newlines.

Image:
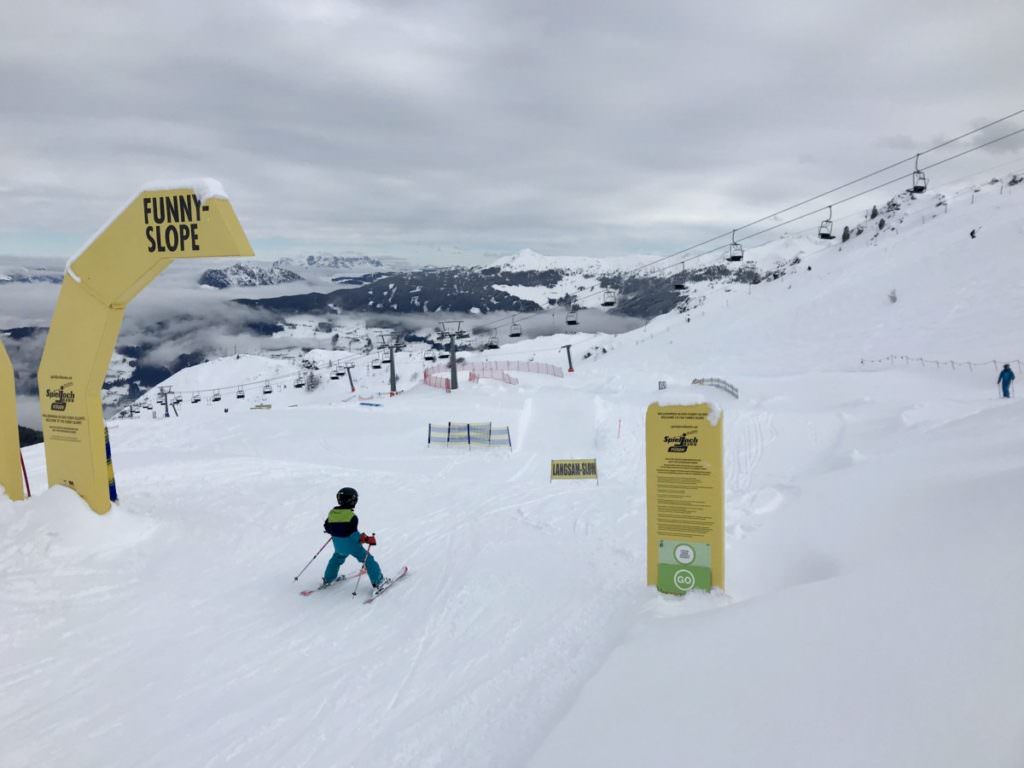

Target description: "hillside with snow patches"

left=2, top=175, right=1024, bottom=768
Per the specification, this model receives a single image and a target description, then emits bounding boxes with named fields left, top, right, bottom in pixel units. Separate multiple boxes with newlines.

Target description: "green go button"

left=657, top=564, right=712, bottom=595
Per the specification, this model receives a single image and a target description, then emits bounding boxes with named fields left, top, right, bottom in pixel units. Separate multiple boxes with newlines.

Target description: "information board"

left=645, top=403, right=724, bottom=593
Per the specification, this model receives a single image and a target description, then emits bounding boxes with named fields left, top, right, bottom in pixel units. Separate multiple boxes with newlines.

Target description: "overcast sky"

left=1, top=0, right=1022, bottom=265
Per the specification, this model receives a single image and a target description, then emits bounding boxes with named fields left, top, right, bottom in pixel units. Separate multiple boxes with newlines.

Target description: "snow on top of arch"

left=65, top=179, right=230, bottom=277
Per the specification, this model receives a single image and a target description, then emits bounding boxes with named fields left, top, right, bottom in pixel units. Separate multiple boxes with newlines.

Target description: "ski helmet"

left=336, top=487, right=358, bottom=507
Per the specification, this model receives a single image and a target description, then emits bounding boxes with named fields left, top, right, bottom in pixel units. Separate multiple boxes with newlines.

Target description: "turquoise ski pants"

left=324, top=532, right=382, bottom=585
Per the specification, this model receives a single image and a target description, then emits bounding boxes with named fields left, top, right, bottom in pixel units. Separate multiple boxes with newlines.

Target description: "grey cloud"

left=1, top=0, right=1022, bottom=262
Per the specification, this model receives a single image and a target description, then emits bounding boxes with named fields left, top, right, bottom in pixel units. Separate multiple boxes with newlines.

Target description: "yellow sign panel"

left=0, top=341, right=25, bottom=500
left=37, top=181, right=253, bottom=514
left=645, top=403, right=724, bottom=593
left=550, top=458, right=598, bottom=481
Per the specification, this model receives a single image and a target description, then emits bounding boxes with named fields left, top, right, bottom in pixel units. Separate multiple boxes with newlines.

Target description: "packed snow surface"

left=3, top=177, right=1024, bottom=767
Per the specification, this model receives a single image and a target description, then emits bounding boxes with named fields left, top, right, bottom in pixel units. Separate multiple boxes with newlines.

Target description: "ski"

left=363, top=566, right=410, bottom=604
left=300, top=568, right=364, bottom=596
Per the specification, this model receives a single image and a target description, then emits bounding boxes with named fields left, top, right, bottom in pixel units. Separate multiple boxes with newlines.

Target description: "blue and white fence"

left=427, top=421, right=513, bottom=449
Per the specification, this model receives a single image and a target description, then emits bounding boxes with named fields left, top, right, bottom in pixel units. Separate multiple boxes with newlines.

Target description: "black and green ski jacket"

left=324, top=506, right=359, bottom=538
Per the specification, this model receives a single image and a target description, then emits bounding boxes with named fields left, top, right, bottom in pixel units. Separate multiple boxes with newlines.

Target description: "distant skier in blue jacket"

left=998, top=364, right=1015, bottom=398
left=322, top=487, right=391, bottom=591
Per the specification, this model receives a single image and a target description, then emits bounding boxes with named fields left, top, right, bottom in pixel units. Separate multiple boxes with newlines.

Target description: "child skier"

left=998, top=364, right=1015, bottom=398
left=322, top=487, right=391, bottom=591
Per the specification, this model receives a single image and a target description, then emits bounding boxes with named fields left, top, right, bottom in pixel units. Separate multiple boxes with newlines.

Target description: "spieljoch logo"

left=664, top=433, right=698, bottom=453
left=46, top=385, right=75, bottom=412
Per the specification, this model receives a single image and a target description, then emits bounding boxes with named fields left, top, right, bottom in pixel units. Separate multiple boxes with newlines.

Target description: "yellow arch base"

left=1, top=341, right=25, bottom=501
left=38, top=181, right=253, bottom=514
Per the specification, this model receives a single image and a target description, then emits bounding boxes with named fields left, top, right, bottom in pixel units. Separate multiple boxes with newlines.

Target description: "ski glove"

left=360, top=534, right=377, bottom=546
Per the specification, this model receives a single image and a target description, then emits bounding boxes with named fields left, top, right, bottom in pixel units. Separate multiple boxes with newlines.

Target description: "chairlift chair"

left=173, top=395, right=183, bottom=405
left=191, top=393, right=201, bottom=404
left=566, top=310, right=579, bottom=326
left=600, top=290, right=616, bottom=307
left=438, top=349, right=450, bottom=359
left=486, top=332, right=499, bottom=350
left=293, top=375, right=305, bottom=388
left=236, top=387, right=245, bottom=399
left=330, top=369, right=340, bottom=380
left=371, top=355, right=382, bottom=370
left=673, top=274, right=687, bottom=291
left=212, top=390, right=222, bottom=402
left=726, top=230, right=744, bottom=262
left=818, top=206, right=836, bottom=240
left=911, top=153, right=928, bottom=194
left=425, top=350, right=437, bottom=362
left=509, top=321, right=522, bottom=338
left=262, top=382, right=273, bottom=394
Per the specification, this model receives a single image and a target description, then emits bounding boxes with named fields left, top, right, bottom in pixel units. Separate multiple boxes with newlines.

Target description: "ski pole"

left=294, top=537, right=332, bottom=581
left=352, top=536, right=375, bottom=596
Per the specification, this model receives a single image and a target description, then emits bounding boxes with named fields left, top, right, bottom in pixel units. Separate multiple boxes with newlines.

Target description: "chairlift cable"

left=471, top=111, right=1024, bottom=337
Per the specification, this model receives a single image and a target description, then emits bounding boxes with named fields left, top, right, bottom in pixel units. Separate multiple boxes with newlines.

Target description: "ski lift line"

left=641, top=118, right=1024, bottom=271
left=731, top=126, right=1024, bottom=247
left=472, top=114, right=1024, bottom=338
left=929, top=150, right=1024, bottom=191
left=157, top=350, right=370, bottom=399
left=623, top=107, right=1024, bottom=274
left=647, top=125, right=1024, bottom=280
left=718, top=108, right=1024, bottom=238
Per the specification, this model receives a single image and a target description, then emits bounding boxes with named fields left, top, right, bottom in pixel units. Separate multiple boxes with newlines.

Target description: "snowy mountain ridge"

left=272, top=252, right=386, bottom=271
left=198, top=262, right=304, bottom=289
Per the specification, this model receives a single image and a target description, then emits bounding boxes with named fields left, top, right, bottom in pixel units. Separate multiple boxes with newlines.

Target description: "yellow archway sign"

left=38, top=180, right=253, bottom=514
left=645, top=402, right=725, bottom=594
left=1, top=341, right=25, bottom=500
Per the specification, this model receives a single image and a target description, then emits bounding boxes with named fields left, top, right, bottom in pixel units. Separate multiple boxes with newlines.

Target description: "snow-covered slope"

left=2, top=173, right=1023, bottom=768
